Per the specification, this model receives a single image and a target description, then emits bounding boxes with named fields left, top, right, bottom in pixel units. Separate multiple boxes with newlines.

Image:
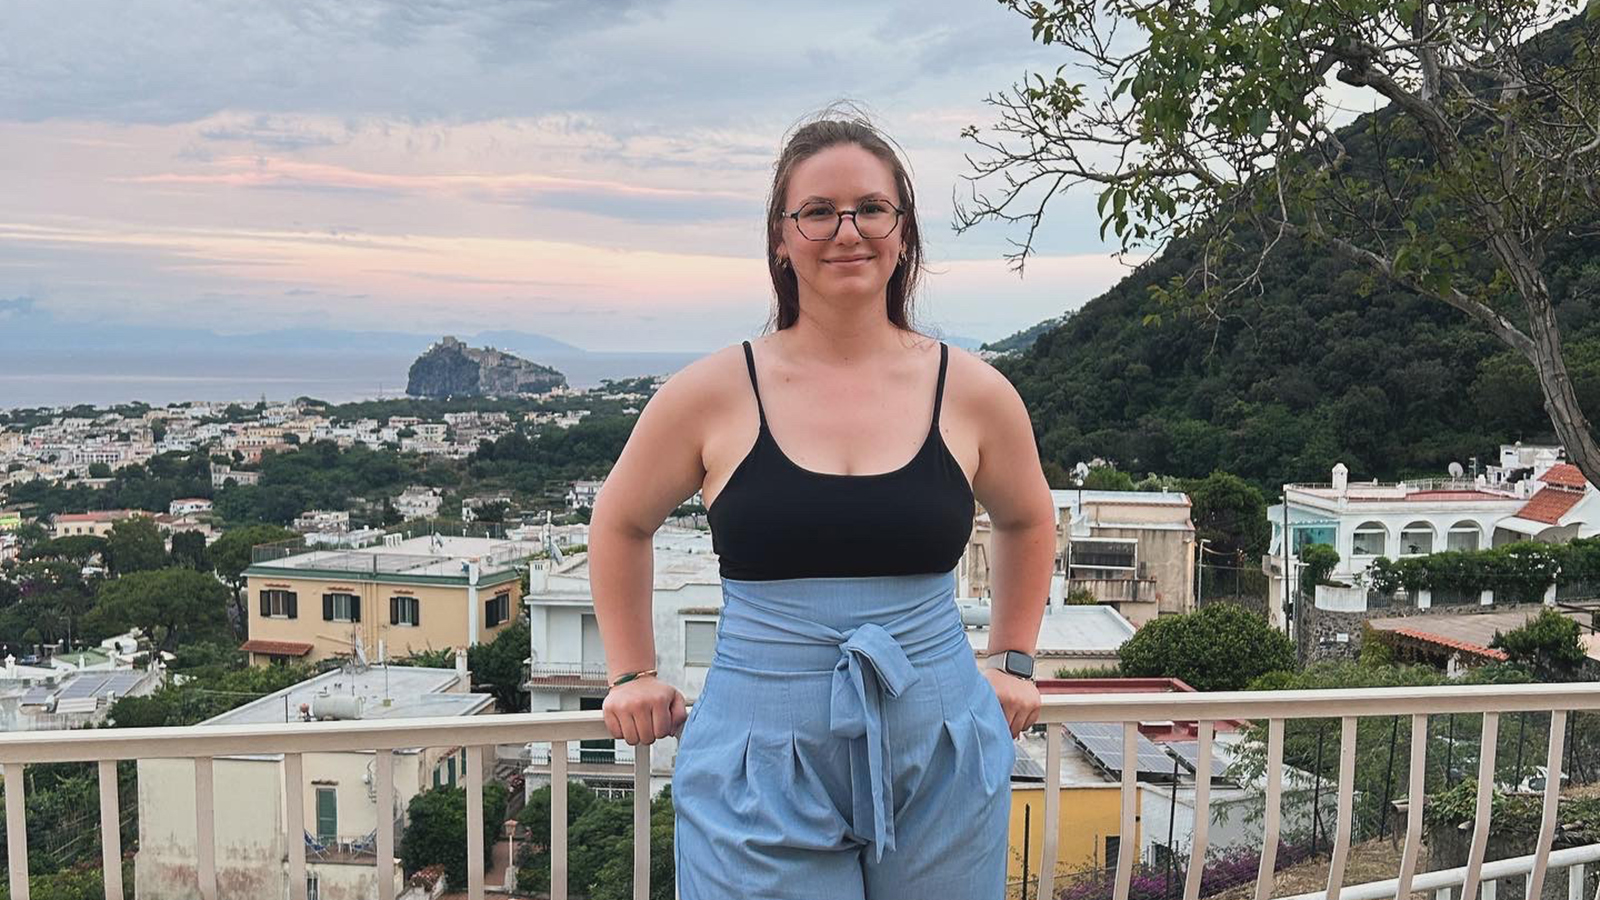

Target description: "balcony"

left=5, top=683, right=1600, bottom=900
left=522, top=660, right=612, bottom=694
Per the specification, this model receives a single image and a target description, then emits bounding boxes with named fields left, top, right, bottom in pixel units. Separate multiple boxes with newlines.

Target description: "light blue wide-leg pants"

left=673, top=569, right=1015, bottom=900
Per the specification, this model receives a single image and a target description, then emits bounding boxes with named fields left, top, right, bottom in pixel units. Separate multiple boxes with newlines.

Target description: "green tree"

left=169, top=530, right=209, bottom=570
left=22, top=535, right=107, bottom=567
left=1117, top=602, right=1296, bottom=690
left=208, top=524, right=298, bottom=632
left=103, top=517, right=168, bottom=576
left=89, top=567, right=231, bottom=651
left=400, top=781, right=508, bottom=890
left=1300, top=543, right=1341, bottom=594
left=87, top=462, right=112, bottom=478
left=1490, top=608, right=1590, bottom=681
left=960, top=1, right=1600, bottom=487
left=469, top=618, right=531, bottom=712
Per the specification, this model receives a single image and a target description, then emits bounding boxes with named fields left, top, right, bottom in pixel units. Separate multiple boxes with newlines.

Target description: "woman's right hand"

left=602, top=677, right=689, bottom=745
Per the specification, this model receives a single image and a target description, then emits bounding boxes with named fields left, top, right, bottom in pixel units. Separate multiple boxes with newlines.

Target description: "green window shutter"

left=322, top=594, right=334, bottom=621
left=260, top=592, right=271, bottom=617
left=315, top=788, right=337, bottom=842
left=350, top=596, right=361, bottom=623
left=390, top=597, right=399, bottom=625
left=286, top=592, right=297, bottom=619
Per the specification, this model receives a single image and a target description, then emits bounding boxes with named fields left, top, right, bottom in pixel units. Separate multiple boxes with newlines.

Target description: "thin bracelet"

left=610, top=668, right=658, bottom=687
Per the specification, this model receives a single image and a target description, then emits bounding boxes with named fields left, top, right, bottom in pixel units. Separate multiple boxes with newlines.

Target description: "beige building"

left=242, top=534, right=534, bottom=665
left=963, top=490, right=1197, bottom=627
left=134, top=661, right=493, bottom=900
left=50, top=509, right=156, bottom=538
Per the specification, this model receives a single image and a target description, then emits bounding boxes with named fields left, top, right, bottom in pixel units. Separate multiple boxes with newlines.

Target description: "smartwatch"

left=983, top=650, right=1036, bottom=680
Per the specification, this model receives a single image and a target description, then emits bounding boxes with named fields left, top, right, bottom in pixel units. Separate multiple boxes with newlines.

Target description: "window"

left=1351, top=522, right=1387, bottom=557
left=322, top=593, right=359, bottom=622
left=685, top=620, right=717, bottom=667
left=306, top=875, right=320, bottom=900
left=315, top=788, right=337, bottom=843
left=1105, top=835, right=1121, bottom=871
left=1069, top=539, right=1137, bottom=579
left=1400, top=522, right=1434, bottom=556
left=1292, top=525, right=1337, bottom=555
left=485, top=592, right=511, bottom=628
left=1448, top=522, right=1481, bottom=552
left=260, top=589, right=297, bottom=619
left=390, top=596, right=420, bottom=627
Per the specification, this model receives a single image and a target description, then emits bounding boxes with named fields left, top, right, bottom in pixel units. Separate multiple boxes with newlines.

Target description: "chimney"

left=455, top=647, right=470, bottom=689
left=1332, top=463, right=1349, bottom=494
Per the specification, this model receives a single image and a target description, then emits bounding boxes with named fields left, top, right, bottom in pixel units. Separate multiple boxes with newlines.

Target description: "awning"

left=239, top=639, right=314, bottom=657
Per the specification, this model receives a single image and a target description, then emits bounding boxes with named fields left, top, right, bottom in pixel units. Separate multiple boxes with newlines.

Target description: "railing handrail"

left=9, top=681, right=1600, bottom=765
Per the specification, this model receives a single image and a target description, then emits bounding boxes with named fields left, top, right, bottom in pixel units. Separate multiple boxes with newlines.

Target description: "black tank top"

left=706, top=340, right=976, bottom=580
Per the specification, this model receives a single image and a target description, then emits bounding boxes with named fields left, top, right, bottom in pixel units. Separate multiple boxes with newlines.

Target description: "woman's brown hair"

left=764, top=103, right=924, bottom=333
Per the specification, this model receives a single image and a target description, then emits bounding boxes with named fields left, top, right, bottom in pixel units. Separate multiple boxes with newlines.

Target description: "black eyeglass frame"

left=778, top=201, right=907, bottom=241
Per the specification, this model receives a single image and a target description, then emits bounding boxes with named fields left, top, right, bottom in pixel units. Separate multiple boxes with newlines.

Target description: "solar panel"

left=1012, top=754, right=1046, bottom=780
left=1167, top=741, right=1230, bottom=779
left=1066, top=722, right=1180, bottom=778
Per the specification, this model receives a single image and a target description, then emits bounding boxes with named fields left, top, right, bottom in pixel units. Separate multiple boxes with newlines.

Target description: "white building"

left=133, top=660, right=493, bottom=900
left=522, top=526, right=721, bottom=799
left=565, top=479, right=604, bottom=510
left=168, top=498, right=213, bottom=517
left=393, top=486, right=443, bottom=520
left=1267, top=458, right=1599, bottom=629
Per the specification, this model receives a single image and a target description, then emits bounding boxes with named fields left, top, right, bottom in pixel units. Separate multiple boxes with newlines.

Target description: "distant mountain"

left=406, top=336, right=566, bottom=398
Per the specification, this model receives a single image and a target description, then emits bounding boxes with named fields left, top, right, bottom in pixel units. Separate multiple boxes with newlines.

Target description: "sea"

left=0, top=349, right=704, bottom=411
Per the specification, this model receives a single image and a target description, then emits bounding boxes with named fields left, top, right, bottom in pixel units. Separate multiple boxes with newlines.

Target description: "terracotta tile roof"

left=1515, top=486, right=1584, bottom=525
left=1393, top=627, right=1508, bottom=661
left=240, top=639, right=314, bottom=657
left=1540, top=464, right=1589, bottom=489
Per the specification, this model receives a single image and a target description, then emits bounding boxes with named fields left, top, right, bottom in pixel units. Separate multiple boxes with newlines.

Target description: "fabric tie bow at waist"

left=829, top=622, right=920, bottom=862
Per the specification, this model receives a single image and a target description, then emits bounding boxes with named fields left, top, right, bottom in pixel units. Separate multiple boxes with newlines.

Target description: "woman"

left=589, top=110, right=1056, bottom=899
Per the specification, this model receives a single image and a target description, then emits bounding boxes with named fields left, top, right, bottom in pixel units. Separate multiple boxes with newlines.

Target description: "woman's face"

left=778, top=143, right=904, bottom=301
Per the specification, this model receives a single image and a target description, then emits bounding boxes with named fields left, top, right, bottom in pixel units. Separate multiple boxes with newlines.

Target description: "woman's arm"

left=588, top=354, right=719, bottom=743
left=966, top=358, right=1056, bottom=659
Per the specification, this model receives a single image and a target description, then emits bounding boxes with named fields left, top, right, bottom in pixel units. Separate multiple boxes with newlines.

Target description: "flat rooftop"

left=204, top=664, right=493, bottom=727
left=965, top=605, right=1135, bottom=658
left=248, top=534, right=538, bottom=579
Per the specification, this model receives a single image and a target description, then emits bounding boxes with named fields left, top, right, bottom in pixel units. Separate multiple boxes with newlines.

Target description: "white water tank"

left=310, top=694, right=364, bottom=720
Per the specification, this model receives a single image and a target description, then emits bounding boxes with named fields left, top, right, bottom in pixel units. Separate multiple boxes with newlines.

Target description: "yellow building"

left=50, top=509, right=154, bottom=538
left=1006, top=736, right=1142, bottom=889
left=242, top=534, right=533, bottom=665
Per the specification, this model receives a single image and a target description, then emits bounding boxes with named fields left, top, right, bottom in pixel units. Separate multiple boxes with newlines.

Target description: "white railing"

left=3, top=683, right=1600, bottom=900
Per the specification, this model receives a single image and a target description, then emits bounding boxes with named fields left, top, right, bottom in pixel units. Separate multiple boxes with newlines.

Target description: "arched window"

left=1400, top=522, right=1435, bottom=556
left=1352, top=521, right=1388, bottom=557
left=1447, top=521, right=1481, bottom=552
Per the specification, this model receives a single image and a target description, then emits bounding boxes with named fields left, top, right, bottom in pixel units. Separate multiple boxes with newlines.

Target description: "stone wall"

left=1297, top=598, right=1549, bottom=664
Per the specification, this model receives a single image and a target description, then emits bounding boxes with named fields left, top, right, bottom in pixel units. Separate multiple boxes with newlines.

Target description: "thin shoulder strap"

left=931, top=341, right=949, bottom=426
left=741, top=340, right=768, bottom=430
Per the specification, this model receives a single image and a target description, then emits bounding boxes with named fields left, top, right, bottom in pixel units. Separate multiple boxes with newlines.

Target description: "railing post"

left=1257, top=719, right=1286, bottom=900
left=1528, top=710, right=1568, bottom=900
left=634, top=742, right=650, bottom=900
left=98, top=760, right=123, bottom=900
left=377, top=749, right=396, bottom=900
left=553, top=741, right=568, bottom=900
left=5, top=761, right=29, bottom=900
left=286, top=752, right=307, bottom=900
left=1462, top=713, right=1501, bottom=900
left=196, top=756, right=217, bottom=900
left=1040, top=724, right=1062, bottom=900
left=1182, top=721, right=1215, bottom=900
left=1327, top=717, right=1359, bottom=900
left=1116, top=722, right=1138, bottom=900
left=1396, top=714, right=1430, bottom=900
left=466, top=744, right=485, bottom=900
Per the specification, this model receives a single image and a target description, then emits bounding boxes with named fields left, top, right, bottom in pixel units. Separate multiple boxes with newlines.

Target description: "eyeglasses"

left=780, top=199, right=905, bottom=241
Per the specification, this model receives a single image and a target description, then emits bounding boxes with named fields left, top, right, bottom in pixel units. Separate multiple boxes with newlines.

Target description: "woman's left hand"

left=981, top=667, right=1042, bottom=738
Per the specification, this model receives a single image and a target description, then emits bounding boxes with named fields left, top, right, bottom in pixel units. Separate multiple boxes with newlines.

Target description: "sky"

left=0, top=0, right=1166, bottom=353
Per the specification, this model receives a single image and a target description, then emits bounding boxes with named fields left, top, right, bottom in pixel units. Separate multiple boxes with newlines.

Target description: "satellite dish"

left=1448, top=462, right=1465, bottom=477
